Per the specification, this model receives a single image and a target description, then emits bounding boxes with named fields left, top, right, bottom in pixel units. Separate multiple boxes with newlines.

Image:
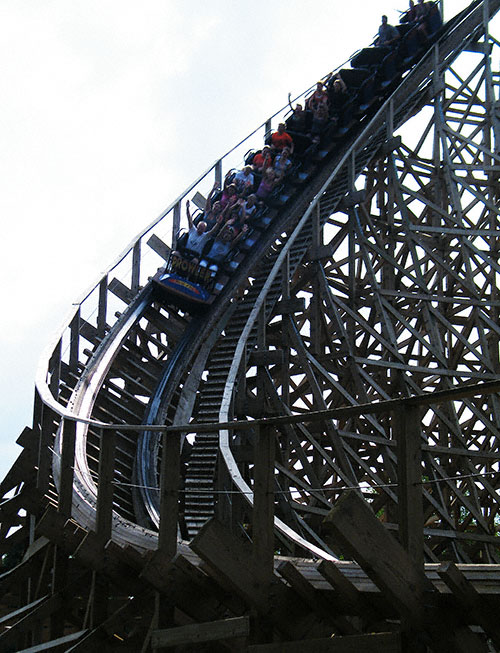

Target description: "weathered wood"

left=394, top=405, right=424, bottom=569
left=147, top=233, right=171, bottom=262
left=95, top=428, right=116, bottom=544
left=58, top=419, right=76, bottom=519
left=252, top=425, right=275, bottom=610
left=0, top=593, right=64, bottom=649
left=275, top=297, right=306, bottom=314
left=438, top=561, right=500, bottom=647
left=108, top=277, right=133, bottom=304
left=151, top=616, right=249, bottom=648
left=317, top=560, right=382, bottom=624
left=157, top=431, right=181, bottom=559
left=277, top=561, right=358, bottom=635
left=307, top=244, right=335, bottom=261
left=248, top=632, right=402, bottom=652
left=323, top=491, right=432, bottom=621
left=248, top=350, right=284, bottom=366
left=15, top=630, right=87, bottom=652
left=322, top=491, right=490, bottom=652
left=191, top=519, right=325, bottom=640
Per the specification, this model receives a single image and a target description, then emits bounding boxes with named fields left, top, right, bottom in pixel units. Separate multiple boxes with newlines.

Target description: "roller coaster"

left=1, top=1, right=500, bottom=650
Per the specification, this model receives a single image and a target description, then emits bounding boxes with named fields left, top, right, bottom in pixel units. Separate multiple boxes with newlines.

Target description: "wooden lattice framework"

left=1, top=2, right=500, bottom=651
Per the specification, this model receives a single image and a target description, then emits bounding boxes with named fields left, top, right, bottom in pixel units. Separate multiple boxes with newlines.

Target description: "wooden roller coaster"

left=1, top=1, right=500, bottom=650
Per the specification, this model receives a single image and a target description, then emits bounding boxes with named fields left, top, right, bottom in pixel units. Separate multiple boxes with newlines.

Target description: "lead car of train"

left=152, top=2, right=444, bottom=313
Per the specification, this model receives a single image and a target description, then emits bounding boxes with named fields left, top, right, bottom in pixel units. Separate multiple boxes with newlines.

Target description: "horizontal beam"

left=248, top=632, right=401, bottom=652
left=151, top=616, right=249, bottom=648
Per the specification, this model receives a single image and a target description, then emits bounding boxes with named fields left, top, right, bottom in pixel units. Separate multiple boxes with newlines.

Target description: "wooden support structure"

left=2, top=2, right=500, bottom=650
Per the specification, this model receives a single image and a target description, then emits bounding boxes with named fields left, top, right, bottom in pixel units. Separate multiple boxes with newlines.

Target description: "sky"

left=0, top=0, right=492, bottom=482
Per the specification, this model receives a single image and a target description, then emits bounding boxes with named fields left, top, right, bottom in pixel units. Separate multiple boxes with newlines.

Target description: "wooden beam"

left=15, top=630, right=87, bottom=652
left=158, top=431, right=180, bottom=559
left=323, top=491, right=431, bottom=622
left=151, top=616, right=249, bottom=648
left=277, top=561, right=358, bottom=635
left=322, top=491, right=490, bottom=652
left=95, top=428, right=116, bottom=544
left=248, top=632, right=401, bottom=652
left=438, top=561, right=500, bottom=647
left=394, top=405, right=424, bottom=569
left=147, top=233, right=172, bottom=262
left=190, top=519, right=323, bottom=640
left=317, top=560, right=382, bottom=624
left=252, top=425, right=275, bottom=611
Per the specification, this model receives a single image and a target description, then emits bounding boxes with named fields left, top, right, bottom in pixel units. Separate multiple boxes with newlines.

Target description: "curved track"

left=36, top=0, right=500, bottom=564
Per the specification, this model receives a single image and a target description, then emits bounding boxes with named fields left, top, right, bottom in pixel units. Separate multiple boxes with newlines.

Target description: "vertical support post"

left=156, top=428, right=181, bottom=632
left=394, top=405, right=424, bottom=571
left=97, top=275, right=108, bottom=339
left=172, top=201, right=181, bottom=246
left=215, top=159, right=223, bottom=190
left=132, top=240, right=141, bottom=294
left=37, top=404, right=55, bottom=496
left=69, top=309, right=81, bottom=373
left=95, top=428, right=116, bottom=543
left=347, top=152, right=356, bottom=350
left=265, top=119, right=272, bottom=141
left=48, top=340, right=62, bottom=399
left=58, top=419, right=76, bottom=519
left=252, top=424, right=275, bottom=611
left=281, top=253, right=290, bottom=407
left=158, top=429, right=181, bottom=559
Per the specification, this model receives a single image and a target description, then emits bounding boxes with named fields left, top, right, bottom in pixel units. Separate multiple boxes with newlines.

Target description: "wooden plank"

left=0, top=593, right=64, bottom=649
left=151, top=616, right=249, bottom=648
left=248, top=350, right=284, bottom=366
left=438, top=561, right=500, bottom=647
left=323, top=491, right=432, bottom=621
left=158, top=431, right=181, bottom=559
left=317, top=560, right=382, bottom=624
left=275, top=297, right=306, bottom=314
left=277, top=561, right=358, bottom=635
left=108, top=277, right=133, bottom=304
left=16, top=630, right=87, bottom=652
left=147, top=233, right=172, bottom=262
left=191, top=519, right=323, bottom=640
left=192, top=191, right=207, bottom=210
left=252, top=425, right=275, bottom=610
left=95, top=428, right=116, bottom=544
left=322, top=492, right=489, bottom=652
left=248, top=632, right=401, bottom=652
left=307, top=244, right=335, bottom=261
left=394, top=405, right=424, bottom=569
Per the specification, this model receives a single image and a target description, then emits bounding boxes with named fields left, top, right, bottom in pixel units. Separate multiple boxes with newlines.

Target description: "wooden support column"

left=91, top=427, right=116, bottom=625
left=151, top=616, right=250, bottom=650
left=69, top=309, right=81, bottom=373
left=172, top=201, right=181, bottom=244
left=97, top=275, right=108, bottom=338
left=95, top=428, right=116, bottom=543
left=132, top=240, right=141, bottom=293
left=394, top=405, right=424, bottom=570
left=48, top=339, right=62, bottom=399
left=36, top=404, right=55, bottom=497
left=58, top=419, right=76, bottom=519
left=158, top=430, right=181, bottom=559
left=252, top=424, right=275, bottom=611
left=215, top=159, right=223, bottom=189
left=155, top=429, right=181, bottom=632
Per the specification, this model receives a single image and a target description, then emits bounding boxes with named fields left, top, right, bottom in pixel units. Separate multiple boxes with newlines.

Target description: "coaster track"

left=28, top=0, right=499, bottom=560
left=1, top=2, right=500, bottom=648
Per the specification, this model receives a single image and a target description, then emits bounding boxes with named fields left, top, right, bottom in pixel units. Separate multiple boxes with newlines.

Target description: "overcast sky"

left=0, top=0, right=491, bottom=481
